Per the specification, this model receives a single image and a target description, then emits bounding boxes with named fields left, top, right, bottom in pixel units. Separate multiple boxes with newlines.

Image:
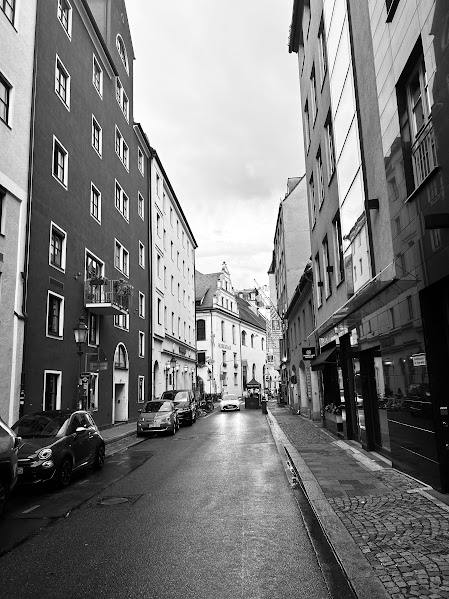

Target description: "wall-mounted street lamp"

left=170, top=357, right=177, bottom=390
left=73, top=315, right=89, bottom=409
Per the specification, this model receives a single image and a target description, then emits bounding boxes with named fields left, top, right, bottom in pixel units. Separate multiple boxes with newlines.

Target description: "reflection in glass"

left=329, top=24, right=351, bottom=117
left=340, top=171, right=365, bottom=251
left=337, top=120, right=362, bottom=201
left=325, top=0, right=346, bottom=77
left=333, top=69, right=355, bottom=159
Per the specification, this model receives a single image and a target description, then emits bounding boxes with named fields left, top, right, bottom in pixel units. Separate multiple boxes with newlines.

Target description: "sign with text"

left=302, top=347, right=316, bottom=360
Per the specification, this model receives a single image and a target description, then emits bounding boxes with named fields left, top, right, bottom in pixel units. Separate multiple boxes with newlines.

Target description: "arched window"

left=232, top=325, right=236, bottom=344
left=251, top=334, right=254, bottom=348
left=116, top=35, right=129, bottom=73
left=252, top=364, right=256, bottom=379
left=197, top=319, right=206, bottom=341
left=114, top=344, right=127, bottom=369
left=242, top=330, right=247, bottom=346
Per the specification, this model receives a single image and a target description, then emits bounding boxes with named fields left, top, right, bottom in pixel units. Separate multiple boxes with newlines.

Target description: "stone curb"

left=267, top=408, right=390, bottom=599
left=104, top=429, right=136, bottom=445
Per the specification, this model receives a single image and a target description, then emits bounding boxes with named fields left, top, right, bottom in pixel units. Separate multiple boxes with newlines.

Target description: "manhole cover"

left=86, top=495, right=143, bottom=508
left=99, top=497, right=129, bottom=506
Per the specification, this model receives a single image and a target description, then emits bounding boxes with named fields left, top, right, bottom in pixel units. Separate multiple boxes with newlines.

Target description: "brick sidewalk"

left=268, top=402, right=449, bottom=599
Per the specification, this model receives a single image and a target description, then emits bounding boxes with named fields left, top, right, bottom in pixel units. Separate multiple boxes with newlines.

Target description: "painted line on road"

left=76, top=479, right=89, bottom=485
left=22, top=505, right=40, bottom=514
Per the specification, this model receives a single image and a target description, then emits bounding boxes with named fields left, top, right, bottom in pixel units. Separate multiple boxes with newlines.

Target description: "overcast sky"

left=126, top=1, right=305, bottom=290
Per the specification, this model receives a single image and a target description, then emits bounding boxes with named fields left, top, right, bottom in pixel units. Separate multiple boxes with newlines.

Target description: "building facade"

left=195, top=263, right=267, bottom=397
left=0, top=1, right=37, bottom=425
left=22, top=0, right=151, bottom=427
left=290, top=0, right=449, bottom=492
left=150, top=148, right=197, bottom=399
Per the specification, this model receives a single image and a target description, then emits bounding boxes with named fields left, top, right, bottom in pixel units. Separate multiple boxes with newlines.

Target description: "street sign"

left=89, top=361, right=108, bottom=371
left=302, top=347, right=316, bottom=360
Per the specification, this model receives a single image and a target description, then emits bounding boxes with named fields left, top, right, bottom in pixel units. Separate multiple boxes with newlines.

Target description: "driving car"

left=0, top=417, right=21, bottom=516
left=220, top=394, right=241, bottom=411
left=12, top=410, right=105, bottom=488
left=170, top=391, right=197, bottom=426
left=137, top=400, right=179, bottom=436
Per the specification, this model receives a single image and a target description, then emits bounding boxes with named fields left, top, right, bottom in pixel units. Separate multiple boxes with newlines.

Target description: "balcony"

left=412, top=120, right=437, bottom=188
left=84, top=278, right=133, bottom=315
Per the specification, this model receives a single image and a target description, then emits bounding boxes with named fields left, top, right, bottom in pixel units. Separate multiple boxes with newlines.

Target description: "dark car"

left=0, top=418, right=21, bottom=515
left=137, top=400, right=179, bottom=436
left=170, top=391, right=197, bottom=426
left=12, top=410, right=105, bottom=487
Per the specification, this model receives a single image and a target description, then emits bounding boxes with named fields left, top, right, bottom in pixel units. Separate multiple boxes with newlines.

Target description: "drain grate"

left=87, top=495, right=143, bottom=508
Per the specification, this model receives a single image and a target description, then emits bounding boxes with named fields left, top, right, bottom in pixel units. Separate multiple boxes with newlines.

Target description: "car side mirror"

left=75, top=427, right=85, bottom=435
left=138, top=409, right=142, bottom=413
left=14, top=436, right=22, bottom=449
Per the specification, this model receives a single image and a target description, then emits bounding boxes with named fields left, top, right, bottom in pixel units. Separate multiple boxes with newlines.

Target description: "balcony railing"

left=84, top=278, right=133, bottom=315
left=412, top=120, right=437, bottom=188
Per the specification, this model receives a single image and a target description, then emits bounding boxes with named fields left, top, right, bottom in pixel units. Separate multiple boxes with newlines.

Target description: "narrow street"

left=0, top=408, right=353, bottom=599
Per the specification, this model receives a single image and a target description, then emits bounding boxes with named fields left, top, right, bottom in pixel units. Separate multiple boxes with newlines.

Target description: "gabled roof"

left=236, top=297, right=266, bottom=332
left=195, top=271, right=221, bottom=308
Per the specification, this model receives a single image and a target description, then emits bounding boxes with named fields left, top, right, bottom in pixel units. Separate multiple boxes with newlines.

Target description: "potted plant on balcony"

left=87, top=275, right=108, bottom=286
left=114, top=278, right=134, bottom=300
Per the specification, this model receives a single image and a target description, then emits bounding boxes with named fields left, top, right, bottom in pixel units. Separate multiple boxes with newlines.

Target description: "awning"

left=246, top=378, right=261, bottom=388
left=311, top=347, right=337, bottom=371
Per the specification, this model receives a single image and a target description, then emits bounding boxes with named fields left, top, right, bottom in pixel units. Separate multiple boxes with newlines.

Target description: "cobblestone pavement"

left=268, top=402, right=449, bottom=599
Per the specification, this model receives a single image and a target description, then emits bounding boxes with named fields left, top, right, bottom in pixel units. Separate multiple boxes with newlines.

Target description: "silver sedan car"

left=220, top=394, right=241, bottom=411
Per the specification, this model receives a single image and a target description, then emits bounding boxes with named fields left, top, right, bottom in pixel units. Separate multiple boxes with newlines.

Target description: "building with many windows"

left=195, top=263, right=267, bottom=397
left=21, top=0, right=151, bottom=426
left=150, top=148, right=197, bottom=399
left=0, top=1, right=37, bottom=424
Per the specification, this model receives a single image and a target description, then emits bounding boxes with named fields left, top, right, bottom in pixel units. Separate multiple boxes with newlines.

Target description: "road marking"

left=22, top=504, right=40, bottom=514
left=77, top=479, right=89, bottom=485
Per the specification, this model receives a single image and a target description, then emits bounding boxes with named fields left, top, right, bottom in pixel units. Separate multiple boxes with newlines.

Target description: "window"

left=157, top=298, right=162, bottom=325
left=310, top=66, right=317, bottom=123
left=115, top=181, right=129, bottom=221
left=90, top=183, right=101, bottom=223
left=115, top=78, right=129, bottom=120
left=325, top=113, right=336, bottom=180
left=332, top=213, right=345, bottom=285
left=172, top=312, right=175, bottom=335
left=115, top=127, right=128, bottom=169
left=170, top=241, right=174, bottom=260
left=170, top=207, right=173, bottom=224
left=171, top=275, right=174, bottom=294
left=52, top=137, right=68, bottom=188
left=197, top=351, right=206, bottom=366
left=0, top=74, right=11, bottom=126
left=304, top=100, right=311, bottom=150
left=50, top=223, right=66, bottom=271
left=197, top=319, right=206, bottom=341
left=137, top=241, right=145, bottom=268
left=318, top=18, right=328, bottom=87
left=44, top=372, right=61, bottom=411
left=57, top=0, right=72, bottom=37
left=251, top=334, right=254, bottom=348
left=139, top=292, right=145, bottom=318
left=157, top=254, right=161, bottom=278
left=116, top=35, right=129, bottom=73
left=163, top=266, right=167, bottom=287
left=308, top=174, right=316, bottom=228
left=177, top=283, right=180, bottom=301
left=138, top=148, right=144, bottom=175
left=115, top=345, right=127, bottom=368
left=55, top=57, right=70, bottom=108
left=242, top=330, right=247, bottom=346
left=139, top=332, right=145, bottom=357
left=316, top=149, right=325, bottom=208
left=406, top=296, right=414, bottom=321
left=114, top=240, right=129, bottom=276
left=261, top=338, right=264, bottom=351
left=88, top=312, right=99, bottom=346
left=85, top=251, right=104, bottom=280
left=221, top=320, right=225, bottom=341
left=138, top=376, right=145, bottom=403
left=92, top=56, right=103, bottom=97
left=177, top=251, right=180, bottom=268
left=232, top=325, right=236, bottom=344
left=138, top=193, right=144, bottom=220
left=156, top=173, right=161, bottom=197
left=322, top=236, right=332, bottom=298
left=314, top=252, right=323, bottom=307
left=114, top=313, right=129, bottom=330
left=92, top=116, right=102, bottom=156
left=47, top=292, right=64, bottom=338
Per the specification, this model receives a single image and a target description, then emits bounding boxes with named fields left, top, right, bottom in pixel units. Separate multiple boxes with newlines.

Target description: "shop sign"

left=302, top=347, right=316, bottom=360
left=412, top=353, right=426, bottom=367
left=218, top=343, right=231, bottom=350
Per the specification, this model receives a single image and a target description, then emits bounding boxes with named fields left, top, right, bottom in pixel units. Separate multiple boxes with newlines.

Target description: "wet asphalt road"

left=0, top=407, right=344, bottom=599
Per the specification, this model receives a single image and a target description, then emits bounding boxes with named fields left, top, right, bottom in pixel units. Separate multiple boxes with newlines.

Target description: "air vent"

left=49, top=277, right=64, bottom=290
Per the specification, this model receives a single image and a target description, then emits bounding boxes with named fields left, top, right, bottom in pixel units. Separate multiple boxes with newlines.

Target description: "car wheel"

left=93, top=444, right=105, bottom=470
left=57, top=457, right=73, bottom=488
left=0, top=475, right=8, bottom=517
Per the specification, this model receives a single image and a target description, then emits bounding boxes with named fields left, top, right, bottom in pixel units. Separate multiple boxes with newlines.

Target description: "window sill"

left=405, top=166, right=440, bottom=203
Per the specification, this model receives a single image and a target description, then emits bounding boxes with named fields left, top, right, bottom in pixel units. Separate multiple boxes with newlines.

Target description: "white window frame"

left=88, top=312, right=100, bottom=347
left=52, top=136, right=68, bottom=188
left=138, top=192, right=144, bottom=220
left=85, top=249, right=104, bottom=280
left=57, top=0, right=72, bottom=39
left=49, top=222, right=67, bottom=273
left=55, top=55, right=70, bottom=109
left=139, top=292, right=145, bottom=318
left=115, top=180, right=129, bottom=222
left=114, top=313, right=129, bottom=331
left=89, top=372, right=99, bottom=411
left=138, top=148, right=144, bottom=175
left=138, top=376, right=145, bottom=403
left=90, top=183, right=101, bottom=223
left=115, top=126, right=129, bottom=170
left=116, top=34, right=129, bottom=74
left=139, top=241, right=145, bottom=268
left=91, top=115, right=102, bottom=157
left=115, top=77, right=129, bottom=121
left=0, top=73, right=12, bottom=126
left=92, top=55, right=103, bottom=98
left=46, top=291, right=65, bottom=339
left=114, top=239, right=129, bottom=276
left=43, top=370, right=62, bottom=410
left=139, top=331, right=145, bottom=358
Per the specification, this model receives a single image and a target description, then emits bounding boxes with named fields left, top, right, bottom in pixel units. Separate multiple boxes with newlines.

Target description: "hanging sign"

left=302, top=347, right=316, bottom=360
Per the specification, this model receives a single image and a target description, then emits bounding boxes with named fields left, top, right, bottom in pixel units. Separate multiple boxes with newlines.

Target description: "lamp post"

left=170, top=357, right=177, bottom=390
left=73, top=315, right=89, bottom=409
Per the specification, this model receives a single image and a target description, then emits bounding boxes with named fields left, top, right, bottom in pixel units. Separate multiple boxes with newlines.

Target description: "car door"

left=68, top=413, right=91, bottom=468
left=84, top=412, right=101, bottom=461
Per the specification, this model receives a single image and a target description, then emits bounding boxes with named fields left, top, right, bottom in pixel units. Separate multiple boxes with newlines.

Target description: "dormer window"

left=116, top=35, right=129, bottom=74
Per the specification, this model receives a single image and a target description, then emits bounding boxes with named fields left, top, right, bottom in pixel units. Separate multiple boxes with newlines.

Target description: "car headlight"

left=139, top=416, right=146, bottom=422
left=38, top=448, right=52, bottom=460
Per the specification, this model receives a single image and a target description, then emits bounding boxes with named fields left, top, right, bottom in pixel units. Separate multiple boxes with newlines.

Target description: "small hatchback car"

left=162, top=390, right=197, bottom=426
left=137, top=400, right=179, bottom=436
left=12, top=410, right=105, bottom=487
left=0, top=418, right=21, bottom=515
left=220, top=394, right=241, bottom=411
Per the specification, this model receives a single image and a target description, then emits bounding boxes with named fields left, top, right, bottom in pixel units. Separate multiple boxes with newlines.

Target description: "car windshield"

left=161, top=391, right=176, bottom=400
left=174, top=400, right=189, bottom=408
left=144, top=401, right=172, bottom=413
left=223, top=395, right=238, bottom=401
left=13, top=413, right=70, bottom=438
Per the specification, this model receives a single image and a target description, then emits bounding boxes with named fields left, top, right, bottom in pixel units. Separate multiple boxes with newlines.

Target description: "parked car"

left=220, top=394, right=241, bottom=411
left=0, top=418, right=21, bottom=516
left=170, top=391, right=197, bottom=426
left=137, top=400, right=179, bottom=436
left=11, top=410, right=105, bottom=488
